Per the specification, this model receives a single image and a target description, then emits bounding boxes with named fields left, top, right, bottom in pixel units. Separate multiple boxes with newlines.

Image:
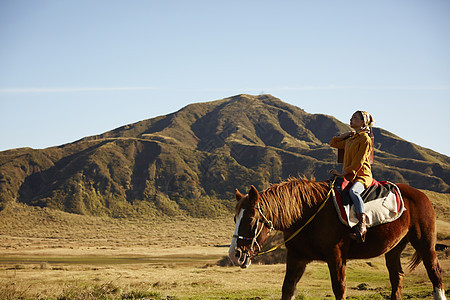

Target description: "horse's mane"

left=257, top=177, right=329, bottom=230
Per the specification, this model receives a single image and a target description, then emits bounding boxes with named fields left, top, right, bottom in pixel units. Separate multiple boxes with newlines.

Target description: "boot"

left=351, top=213, right=367, bottom=243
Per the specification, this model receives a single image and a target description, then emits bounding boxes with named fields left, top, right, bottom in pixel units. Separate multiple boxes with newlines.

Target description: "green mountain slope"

left=0, top=94, right=448, bottom=217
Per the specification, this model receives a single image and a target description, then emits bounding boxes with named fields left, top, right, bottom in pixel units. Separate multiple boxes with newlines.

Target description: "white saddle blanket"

left=332, top=181, right=406, bottom=228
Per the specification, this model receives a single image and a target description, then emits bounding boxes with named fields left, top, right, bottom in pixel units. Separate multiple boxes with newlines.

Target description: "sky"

left=1, top=0, right=449, bottom=156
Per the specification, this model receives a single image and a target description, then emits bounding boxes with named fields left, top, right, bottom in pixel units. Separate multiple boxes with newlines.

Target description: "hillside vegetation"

left=0, top=94, right=448, bottom=217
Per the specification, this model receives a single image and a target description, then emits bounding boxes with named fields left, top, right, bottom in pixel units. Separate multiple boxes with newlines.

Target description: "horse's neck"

left=264, top=195, right=320, bottom=231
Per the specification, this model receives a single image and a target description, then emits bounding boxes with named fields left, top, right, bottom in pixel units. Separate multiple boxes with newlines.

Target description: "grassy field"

left=0, top=190, right=449, bottom=299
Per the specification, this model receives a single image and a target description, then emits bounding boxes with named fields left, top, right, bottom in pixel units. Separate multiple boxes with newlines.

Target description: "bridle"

left=232, top=203, right=274, bottom=256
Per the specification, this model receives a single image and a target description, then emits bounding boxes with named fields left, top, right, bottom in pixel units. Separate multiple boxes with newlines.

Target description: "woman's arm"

left=337, top=131, right=355, bottom=139
left=329, top=131, right=354, bottom=149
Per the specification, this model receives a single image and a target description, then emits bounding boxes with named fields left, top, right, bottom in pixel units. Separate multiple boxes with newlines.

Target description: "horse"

left=228, top=177, right=447, bottom=300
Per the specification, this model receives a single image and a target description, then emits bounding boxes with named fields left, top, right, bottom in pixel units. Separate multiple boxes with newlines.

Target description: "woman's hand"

left=329, top=169, right=343, bottom=177
left=338, top=131, right=355, bottom=139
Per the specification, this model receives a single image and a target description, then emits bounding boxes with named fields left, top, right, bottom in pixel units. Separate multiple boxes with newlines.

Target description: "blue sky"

left=1, top=0, right=449, bottom=156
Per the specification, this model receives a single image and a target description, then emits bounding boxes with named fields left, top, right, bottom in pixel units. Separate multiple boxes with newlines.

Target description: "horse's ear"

left=235, top=189, right=244, bottom=201
left=248, top=185, right=259, bottom=206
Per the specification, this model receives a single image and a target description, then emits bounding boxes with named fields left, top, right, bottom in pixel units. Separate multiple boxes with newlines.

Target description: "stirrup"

left=350, top=225, right=366, bottom=243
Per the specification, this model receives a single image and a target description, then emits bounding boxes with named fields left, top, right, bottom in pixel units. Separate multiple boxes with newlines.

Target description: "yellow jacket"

left=329, top=132, right=373, bottom=188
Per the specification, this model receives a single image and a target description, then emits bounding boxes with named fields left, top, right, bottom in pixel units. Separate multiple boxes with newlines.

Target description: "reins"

left=253, top=176, right=337, bottom=258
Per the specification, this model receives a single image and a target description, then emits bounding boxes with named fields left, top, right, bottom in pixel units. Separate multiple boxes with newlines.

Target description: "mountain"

left=0, top=94, right=449, bottom=217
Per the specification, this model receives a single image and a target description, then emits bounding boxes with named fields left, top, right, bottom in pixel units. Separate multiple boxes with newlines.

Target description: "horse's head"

left=228, top=185, right=274, bottom=268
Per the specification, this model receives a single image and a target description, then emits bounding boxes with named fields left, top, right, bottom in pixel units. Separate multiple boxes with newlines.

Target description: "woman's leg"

left=349, top=181, right=365, bottom=214
left=349, top=181, right=367, bottom=242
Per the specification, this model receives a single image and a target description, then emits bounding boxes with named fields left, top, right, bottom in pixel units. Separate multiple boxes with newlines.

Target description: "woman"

left=329, top=110, right=375, bottom=243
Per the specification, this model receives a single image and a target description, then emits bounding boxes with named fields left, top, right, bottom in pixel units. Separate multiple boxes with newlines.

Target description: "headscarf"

left=358, top=111, right=375, bottom=164
left=359, top=111, right=375, bottom=127
left=358, top=110, right=375, bottom=135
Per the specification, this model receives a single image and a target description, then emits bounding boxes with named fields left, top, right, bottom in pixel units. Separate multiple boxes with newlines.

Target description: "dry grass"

left=0, top=192, right=449, bottom=299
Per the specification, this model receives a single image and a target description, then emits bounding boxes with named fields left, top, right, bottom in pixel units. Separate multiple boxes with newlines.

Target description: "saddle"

left=331, top=177, right=406, bottom=228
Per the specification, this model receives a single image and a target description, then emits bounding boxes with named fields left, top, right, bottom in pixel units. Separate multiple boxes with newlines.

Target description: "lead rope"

left=253, top=175, right=338, bottom=258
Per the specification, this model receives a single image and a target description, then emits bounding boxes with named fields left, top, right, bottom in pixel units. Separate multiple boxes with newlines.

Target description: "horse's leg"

left=281, top=250, right=309, bottom=300
left=326, top=252, right=347, bottom=300
left=385, top=238, right=408, bottom=300
left=410, top=243, right=446, bottom=299
left=408, top=219, right=446, bottom=299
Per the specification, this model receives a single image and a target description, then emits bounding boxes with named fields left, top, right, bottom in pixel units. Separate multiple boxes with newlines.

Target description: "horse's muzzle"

left=232, top=248, right=252, bottom=269
left=240, top=252, right=251, bottom=269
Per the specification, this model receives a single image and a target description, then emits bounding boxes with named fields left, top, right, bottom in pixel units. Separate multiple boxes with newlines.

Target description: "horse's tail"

left=408, top=251, right=422, bottom=272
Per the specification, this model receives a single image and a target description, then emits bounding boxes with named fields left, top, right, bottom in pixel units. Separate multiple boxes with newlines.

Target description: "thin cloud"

left=0, top=86, right=158, bottom=93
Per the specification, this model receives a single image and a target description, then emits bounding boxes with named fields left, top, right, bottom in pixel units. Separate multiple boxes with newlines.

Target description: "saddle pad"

left=332, top=180, right=406, bottom=228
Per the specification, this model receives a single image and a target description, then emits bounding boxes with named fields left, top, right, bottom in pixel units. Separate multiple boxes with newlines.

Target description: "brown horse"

left=228, top=177, right=447, bottom=300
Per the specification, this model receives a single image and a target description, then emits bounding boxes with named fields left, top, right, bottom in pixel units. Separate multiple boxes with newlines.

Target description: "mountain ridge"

left=1, top=94, right=448, bottom=217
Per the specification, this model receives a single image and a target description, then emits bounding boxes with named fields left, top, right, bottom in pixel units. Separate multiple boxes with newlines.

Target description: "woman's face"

left=350, top=112, right=365, bottom=130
